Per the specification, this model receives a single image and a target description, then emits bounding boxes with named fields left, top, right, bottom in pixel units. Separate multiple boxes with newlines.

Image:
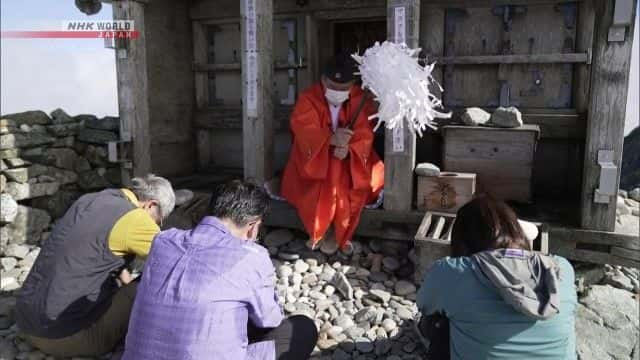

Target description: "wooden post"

left=192, top=21, right=209, bottom=111
left=113, top=0, right=151, bottom=180
left=385, top=0, right=420, bottom=211
left=581, top=0, right=637, bottom=231
left=241, top=0, right=274, bottom=184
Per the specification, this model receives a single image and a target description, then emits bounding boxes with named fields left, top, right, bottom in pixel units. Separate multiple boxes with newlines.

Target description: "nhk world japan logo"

left=1, top=21, right=139, bottom=38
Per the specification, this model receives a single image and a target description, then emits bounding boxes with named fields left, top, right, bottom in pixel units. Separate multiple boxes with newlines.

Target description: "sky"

left=0, top=1, right=638, bottom=134
left=1, top=0, right=118, bottom=117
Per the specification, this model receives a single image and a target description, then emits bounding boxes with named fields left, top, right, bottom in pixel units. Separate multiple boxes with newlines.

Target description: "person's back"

left=123, top=181, right=317, bottom=360
left=418, top=253, right=576, bottom=359
left=123, top=220, right=281, bottom=359
left=14, top=175, right=175, bottom=358
left=417, top=196, right=577, bottom=359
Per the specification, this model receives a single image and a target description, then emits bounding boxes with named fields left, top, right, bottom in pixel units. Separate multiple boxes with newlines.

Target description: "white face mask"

left=325, top=88, right=349, bottom=107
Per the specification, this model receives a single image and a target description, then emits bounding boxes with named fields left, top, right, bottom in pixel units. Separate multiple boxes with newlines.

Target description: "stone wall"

left=0, top=109, right=121, bottom=291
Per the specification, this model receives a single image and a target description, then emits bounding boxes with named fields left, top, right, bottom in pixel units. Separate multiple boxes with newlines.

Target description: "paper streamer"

left=352, top=41, right=451, bottom=137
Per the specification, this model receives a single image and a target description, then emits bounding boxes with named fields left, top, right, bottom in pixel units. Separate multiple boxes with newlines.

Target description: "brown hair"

left=450, top=196, right=530, bottom=257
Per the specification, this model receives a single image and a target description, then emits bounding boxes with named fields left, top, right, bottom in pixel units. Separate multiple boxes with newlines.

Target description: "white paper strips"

left=352, top=41, right=451, bottom=136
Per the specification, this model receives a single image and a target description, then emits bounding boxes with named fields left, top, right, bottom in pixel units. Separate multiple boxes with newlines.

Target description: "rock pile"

left=264, top=230, right=426, bottom=359
left=1, top=109, right=121, bottom=293
left=0, top=184, right=638, bottom=359
left=616, top=193, right=640, bottom=236
left=574, top=263, right=640, bottom=360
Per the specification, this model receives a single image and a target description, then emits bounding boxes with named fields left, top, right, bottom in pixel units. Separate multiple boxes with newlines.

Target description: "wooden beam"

left=305, top=14, right=319, bottom=81
left=384, top=0, right=420, bottom=212
left=574, top=0, right=596, bottom=113
left=581, top=0, right=637, bottom=231
left=435, top=53, right=589, bottom=65
left=265, top=200, right=424, bottom=241
left=550, top=226, right=640, bottom=251
left=314, top=7, right=387, bottom=20
left=193, top=61, right=307, bottom=72
left=113, top=0, right=151, bottom=179
left=241, top=0, right=274, bottom=184
left=549, top=226, right=640, bottom=268
left=192, top=21, right=209, bottom=110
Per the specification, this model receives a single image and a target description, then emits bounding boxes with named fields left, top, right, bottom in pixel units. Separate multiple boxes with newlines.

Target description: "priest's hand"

left=333, top=146, right=349, bottom=160
left=330, top=128, right=353, bottom=148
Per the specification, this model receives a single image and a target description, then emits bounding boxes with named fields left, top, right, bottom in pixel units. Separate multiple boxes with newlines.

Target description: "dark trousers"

left=418, top=313, right=451, bottom=360
left=248, top=315, right=318, bottom=360
left=26, top=282, right=137, bottom=358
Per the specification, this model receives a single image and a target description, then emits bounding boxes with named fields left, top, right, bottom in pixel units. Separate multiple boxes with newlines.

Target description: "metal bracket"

left=608, top=0, right=634, bottom=42
left=594, top=150, right=617, bottom=204
left=108, top=140, right=133, bottom=169
left=492, top=5, right=527, bottom=32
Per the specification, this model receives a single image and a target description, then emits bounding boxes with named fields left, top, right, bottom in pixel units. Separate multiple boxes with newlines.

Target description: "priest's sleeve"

left=289, top=96, right=332, bottom=180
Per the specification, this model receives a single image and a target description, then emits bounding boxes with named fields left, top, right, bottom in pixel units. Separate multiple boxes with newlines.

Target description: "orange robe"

left=281, top=83, right=384, bottom=249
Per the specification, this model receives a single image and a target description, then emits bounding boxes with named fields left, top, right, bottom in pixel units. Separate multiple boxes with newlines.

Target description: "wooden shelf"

left=193, top=61, right=308, bottom=72
left=434, top=53, right=590, bottom=65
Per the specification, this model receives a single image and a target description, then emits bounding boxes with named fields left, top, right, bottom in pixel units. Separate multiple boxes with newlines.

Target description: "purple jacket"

left=122, top=217, right=284, bottom=360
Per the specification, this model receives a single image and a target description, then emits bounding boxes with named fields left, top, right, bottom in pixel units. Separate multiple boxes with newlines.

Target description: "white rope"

left=352, top=41, right=451, bottom=137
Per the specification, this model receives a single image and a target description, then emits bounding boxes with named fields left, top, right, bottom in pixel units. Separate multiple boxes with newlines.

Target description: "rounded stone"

left=277, top=265, right=293, bottom=278
left=327, top=326, right=344, bottom=339
left=294, top=259, right=310, bottom=273
left=278, top=252, right=300, bottom=261
left=396, top=306, right=414, bottom=321
left=309, top=290, right=327, bottom=300
left=335, top=315, right=355, bottom=330
left=395, top=280, right=417, bottom=296
left=324, top=285, right=336, bottom=296
left=291, top=273, right=303, bottom=285
left=345, top=326, right=365, bottom=340
left=355, top=338, right=374, bottom=353
left=382, top=318, right=397, bottom=332
left=263, top=229, right=295, bottom=248
left=382, top=256, right=400, bottom=272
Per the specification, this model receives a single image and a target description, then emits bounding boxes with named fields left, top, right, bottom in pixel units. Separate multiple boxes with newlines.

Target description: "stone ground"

left=0, top=191, right=638, bottom=359
left=2, top=229, right=639, bottom=360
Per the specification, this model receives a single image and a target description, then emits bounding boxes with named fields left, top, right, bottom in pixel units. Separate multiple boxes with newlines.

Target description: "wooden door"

left=442, top=4, right=579, bottom=109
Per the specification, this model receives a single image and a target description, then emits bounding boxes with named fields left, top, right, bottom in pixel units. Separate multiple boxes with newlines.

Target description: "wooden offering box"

left=442, top=125, right=540, bottom=203
left=414, top=211, right=456, bottom=279
left=416, top=172, right=476, bottom=213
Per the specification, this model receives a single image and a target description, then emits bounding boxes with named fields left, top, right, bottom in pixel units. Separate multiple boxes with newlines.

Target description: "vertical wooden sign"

left=245, top=0, right=258, bottom=117
left=241, top=0, right=273, bottom=183
left=385, top=0, right=420, bottom=211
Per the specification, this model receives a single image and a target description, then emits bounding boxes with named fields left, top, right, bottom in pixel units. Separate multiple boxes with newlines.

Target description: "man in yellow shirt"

left=15, top=174, right=176, bottom=358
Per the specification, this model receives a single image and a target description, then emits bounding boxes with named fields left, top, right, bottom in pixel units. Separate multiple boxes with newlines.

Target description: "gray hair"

left=130, top=174, right=175, bottom=219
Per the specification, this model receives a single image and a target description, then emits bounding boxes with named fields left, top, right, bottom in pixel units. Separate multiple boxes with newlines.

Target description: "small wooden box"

left=442, top=125, right=540, bottom=203
left=416, top=172, right=476, bottom=213
left=414, top=211, right=456, bottom=279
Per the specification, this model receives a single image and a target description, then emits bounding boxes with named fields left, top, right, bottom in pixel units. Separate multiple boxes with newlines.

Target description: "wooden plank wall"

left=113, top=1, right=151, bottom=179
left=581, top=0, right=637, bottom=230
left=144, top=0, right=196, bottom=176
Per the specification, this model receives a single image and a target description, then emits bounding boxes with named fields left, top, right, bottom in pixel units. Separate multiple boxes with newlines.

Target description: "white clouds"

left=0, top=38, right=118, bottom=117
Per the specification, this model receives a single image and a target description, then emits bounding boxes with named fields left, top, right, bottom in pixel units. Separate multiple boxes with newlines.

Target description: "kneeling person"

left=122, top=180, right=318, bottom=360
left=15, top=174, right=176, bottom=357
